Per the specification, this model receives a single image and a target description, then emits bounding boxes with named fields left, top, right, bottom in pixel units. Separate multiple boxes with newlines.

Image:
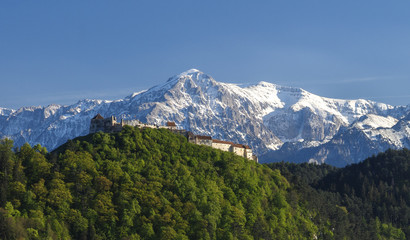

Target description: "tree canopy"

left=0, top=125, right=407, bottom=239
left=0, top=126, right=317, bottom=239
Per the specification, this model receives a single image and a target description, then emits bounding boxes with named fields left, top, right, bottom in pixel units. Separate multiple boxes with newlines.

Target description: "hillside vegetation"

left=1, top=125, right=408, bottom=239
left=316, top=149, right=410, bottom=237
left=269, top=149, right=410, bottom=239
left=0, top=126, right=317, bottom=239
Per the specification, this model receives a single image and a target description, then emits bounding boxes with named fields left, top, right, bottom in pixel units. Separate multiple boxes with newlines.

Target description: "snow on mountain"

left=353, top=114, right=398, bottom=130
left=0, top=69, right=408, bottom=166
left=351, top=114, right=406, bottom=145
left=0, top=107, right=15, bottom=116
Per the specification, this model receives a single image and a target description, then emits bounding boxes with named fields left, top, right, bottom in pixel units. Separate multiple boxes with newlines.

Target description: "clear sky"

left=1, top=1, right=410, bottom=109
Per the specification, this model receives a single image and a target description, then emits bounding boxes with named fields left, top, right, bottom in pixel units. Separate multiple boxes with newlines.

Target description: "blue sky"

left=1, top=1, right=410, bottom=109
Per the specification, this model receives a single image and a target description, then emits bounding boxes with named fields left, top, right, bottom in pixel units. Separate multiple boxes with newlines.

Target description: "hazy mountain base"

left=260, top=125, right=404, bottom=167
left=0, top=126, right=318, bottom=240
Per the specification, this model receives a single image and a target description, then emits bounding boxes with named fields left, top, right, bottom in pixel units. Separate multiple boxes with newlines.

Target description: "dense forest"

left=269, top=149, right=410, bottom=239
left=0, top=126, right=318, bottom=239
left=0, top=125, right=408, bottom=239
left=316, top=149, right=410, bottom=236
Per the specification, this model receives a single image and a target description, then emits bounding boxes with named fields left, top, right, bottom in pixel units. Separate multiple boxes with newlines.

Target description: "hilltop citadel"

left=90, top=114, right=258, bottom=162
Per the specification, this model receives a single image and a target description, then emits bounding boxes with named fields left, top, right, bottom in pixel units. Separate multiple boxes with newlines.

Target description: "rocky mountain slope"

left=1, top=69, right=409, bottom=166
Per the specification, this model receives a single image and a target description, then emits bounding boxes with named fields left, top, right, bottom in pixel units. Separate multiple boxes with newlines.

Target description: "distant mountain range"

left=1, top=69, right=409, bottom=166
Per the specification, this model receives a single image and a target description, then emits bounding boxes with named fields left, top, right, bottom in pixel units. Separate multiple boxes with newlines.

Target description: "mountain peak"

left=165, top=69, right=216, bottom=86
left=177, top=69, right=208, bottom=81
left=179, top=68, right=202, bottom=76
left=166, top=69, right=204, bottom=83
left=149, top=69, right=214, bottom=96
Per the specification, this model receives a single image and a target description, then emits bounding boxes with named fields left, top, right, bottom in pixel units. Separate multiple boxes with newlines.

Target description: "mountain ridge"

left=0, top=69, right=409, bottom=166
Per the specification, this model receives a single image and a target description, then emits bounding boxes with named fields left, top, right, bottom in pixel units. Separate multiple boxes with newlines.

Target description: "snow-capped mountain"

left=0, top=69, right=409, bottom=166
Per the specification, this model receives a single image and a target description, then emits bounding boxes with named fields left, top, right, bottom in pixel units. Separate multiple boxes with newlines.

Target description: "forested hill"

left=269, top=149, right=410, bottom=240
left=316, top=148, right=410, bottom=235
left=1, top=125, right=408, bottom=239
left=0, top=126, right=318, bottom=239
